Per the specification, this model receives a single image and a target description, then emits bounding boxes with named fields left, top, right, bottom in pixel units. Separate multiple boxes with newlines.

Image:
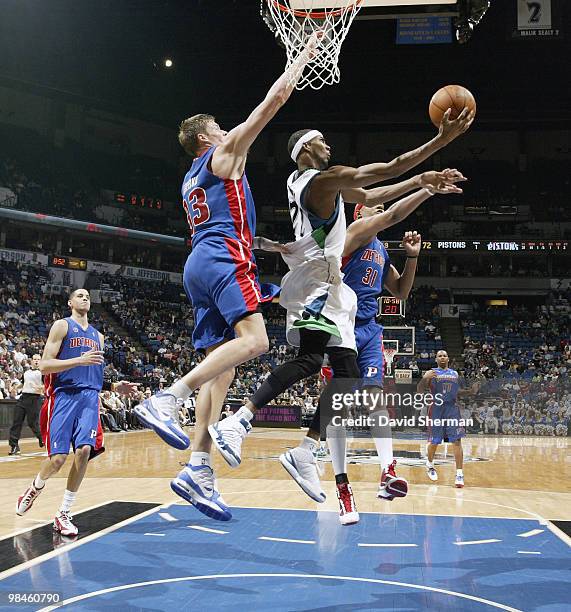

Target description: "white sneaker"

left=426, top=465, right=438, bottom=482
left=336, top=482, right=359, bottom=525
left=208, top=415, right=252, bottom=468
left=53, top=510, right=78, bottom=536
left=16, top=482, right=43, bottom=516
left=171, top=464, right=232, bottom=521
left=134, top=392, right=190, bottom=450
left=279, top=446, right=326, bottom=503
left=455, top=473, right=465, bottom=488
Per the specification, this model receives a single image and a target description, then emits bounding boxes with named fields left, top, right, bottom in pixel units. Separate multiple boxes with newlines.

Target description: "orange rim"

left=269, top=0, right=363, bottom=20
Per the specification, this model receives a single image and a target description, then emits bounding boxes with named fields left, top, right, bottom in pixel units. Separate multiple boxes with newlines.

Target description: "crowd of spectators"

left=1, top=258, right=570, bottom=437
left=456, top=290, right=571, bottom=436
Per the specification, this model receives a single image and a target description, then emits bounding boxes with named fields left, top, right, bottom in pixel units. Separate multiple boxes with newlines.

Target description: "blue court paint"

left=1, top=507, right=570, bottom=611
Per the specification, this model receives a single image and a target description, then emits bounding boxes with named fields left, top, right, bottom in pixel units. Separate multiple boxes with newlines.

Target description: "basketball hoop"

left=383, top=347, right=397, bottom=377
left=261, top=0, right=363, bottom=90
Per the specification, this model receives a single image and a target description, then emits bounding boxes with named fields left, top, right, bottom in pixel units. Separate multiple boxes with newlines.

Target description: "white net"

left=261, top=0, right=363, bottom=90
left=383, top=348, right=397, bottom=376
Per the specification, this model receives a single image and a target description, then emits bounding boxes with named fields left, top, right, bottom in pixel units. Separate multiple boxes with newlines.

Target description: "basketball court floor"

left=1, top=429, right=570, bottom=610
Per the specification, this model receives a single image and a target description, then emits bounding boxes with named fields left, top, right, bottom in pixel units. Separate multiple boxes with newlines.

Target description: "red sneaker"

left=16, top=482, right=43, bottom=516
left=336, top=482, right=359, bottom=525
left=377, top=460, right=408, bottom=501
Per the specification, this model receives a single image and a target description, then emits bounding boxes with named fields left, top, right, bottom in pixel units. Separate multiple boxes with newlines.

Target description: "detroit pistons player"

left=327, top=174, right=464, bottom=524
left=134, top=34, right=322, bottom=522
left=16, top=289, right=135, bottom=536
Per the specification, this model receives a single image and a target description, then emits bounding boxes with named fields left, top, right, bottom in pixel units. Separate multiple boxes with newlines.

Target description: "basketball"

left=429, top=85, right=477, bottom=127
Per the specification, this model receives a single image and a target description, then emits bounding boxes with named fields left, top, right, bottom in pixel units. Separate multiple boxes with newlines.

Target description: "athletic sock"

left=300, top=436, right=318, bottom=454
left=33, top=474, right=45, bottom=489
left=372, top=435, right=394, bottom=473
left=190, top=452, right=211, bottom=468
left=426, top=460, right=434, bottom=468
left=166, top=380, right=192, bottom=401
left=456, top=469, right=463, bottom=476
left=235, top=406, right=254, bottom=422
left=326, top=423, right=347, bottom=475
left=60, top=490, right=76, bottom=513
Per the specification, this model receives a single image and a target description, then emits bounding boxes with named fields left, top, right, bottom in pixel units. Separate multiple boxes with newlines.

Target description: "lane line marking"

left=358, top=543, right=418, bottom=548
left=258, top=536, right=315, bottom=544
left=144, top=533, right=165, bottom=537
left=188, top=525, right=228, bottom=535
left=454, top=539, right=502, bottom=546
left=517, top=529, right=544, bottom=538
left=0, top=502, right=166, bottom=581
left=517, top=551, right=542, bottom=555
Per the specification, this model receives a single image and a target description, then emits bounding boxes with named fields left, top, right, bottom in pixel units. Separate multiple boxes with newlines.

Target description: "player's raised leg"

left=171, top=344, right=235, bottom=521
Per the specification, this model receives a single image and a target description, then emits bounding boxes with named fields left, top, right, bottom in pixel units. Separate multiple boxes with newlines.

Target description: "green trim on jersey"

left=311, top=225, right=327, bottom=249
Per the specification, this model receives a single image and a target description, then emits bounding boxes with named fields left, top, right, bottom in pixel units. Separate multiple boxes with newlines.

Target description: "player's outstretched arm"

left=342, top=169, right=466, bottom=206
left=383, top=231, right=421, bottom=300
left=312, top=111, right=473, bottom=201
left=212, top=32, right=321, bottom=178
left=40, top=320, right=104, bottom=375
left=343, top=171, right=464, bottom=255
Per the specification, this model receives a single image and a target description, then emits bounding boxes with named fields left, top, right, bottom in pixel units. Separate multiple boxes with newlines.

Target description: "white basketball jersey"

left=286, top=168, right=346, bottom=266
left=279, top=168, right=357, bottom=351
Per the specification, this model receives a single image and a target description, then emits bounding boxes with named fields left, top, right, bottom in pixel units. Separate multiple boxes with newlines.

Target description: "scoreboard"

left=383, top=240, right=568, bottom=252
left=378, top=296, right=405, bottom=318
left=49, top=255, right=88, bottom=270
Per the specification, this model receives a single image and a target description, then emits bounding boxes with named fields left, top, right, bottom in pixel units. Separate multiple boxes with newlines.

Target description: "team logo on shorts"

left=366, top=367, right=378, bottom=377
left=90, top=429, right=97, bottom=438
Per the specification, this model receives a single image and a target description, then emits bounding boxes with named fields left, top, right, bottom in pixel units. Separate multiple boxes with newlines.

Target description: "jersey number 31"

left=183, top=188, right=210, bottom=235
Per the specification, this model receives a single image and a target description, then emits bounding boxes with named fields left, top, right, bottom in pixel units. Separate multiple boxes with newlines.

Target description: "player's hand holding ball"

left=403, top=231, right=422, bottom=257
left=430, top=85, right=476, bottom=143
left=78, top=348, right=105, bottom=366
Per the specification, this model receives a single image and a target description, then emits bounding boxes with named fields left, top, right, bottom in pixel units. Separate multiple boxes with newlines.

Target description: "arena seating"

left=1, top=258, right=569, bottom=435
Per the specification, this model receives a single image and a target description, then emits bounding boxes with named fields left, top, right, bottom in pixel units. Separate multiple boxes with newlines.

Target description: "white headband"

left=290, top=130, right=323, bottom=162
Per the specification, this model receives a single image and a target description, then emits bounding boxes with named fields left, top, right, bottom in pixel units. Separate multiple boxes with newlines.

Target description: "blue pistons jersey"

left=430, top=368, right=460, bottom=405
left=341, top=237, right=391, bottom=386
left=46, top=317, right=103, bottom=394
left=180, top=146, right=276, bottom=352
left=428, top=367, right=463, bottom=444
left=342, top=238, right=391, bottom=324
left=181, top=146, right=257, bottom=250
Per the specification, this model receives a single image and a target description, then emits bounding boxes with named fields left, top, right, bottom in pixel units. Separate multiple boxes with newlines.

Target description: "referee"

left=8, top=354, right=44, bottom=455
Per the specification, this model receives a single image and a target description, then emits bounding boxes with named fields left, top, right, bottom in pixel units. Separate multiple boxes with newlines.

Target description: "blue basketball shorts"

left=428, top=402, right=465, bottom=444
left=183, top=239, right=279, bottom=351
left=355, top=320, right=384, bottom=388
left=40, top=388, right=104, bottom=457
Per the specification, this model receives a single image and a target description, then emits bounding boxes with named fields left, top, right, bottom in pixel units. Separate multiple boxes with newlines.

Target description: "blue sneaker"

left=171, top=464, right=232, bottom=521
left=134, top=392, right=190, bottom=450
left=208, top=415, right=251, bottom=468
